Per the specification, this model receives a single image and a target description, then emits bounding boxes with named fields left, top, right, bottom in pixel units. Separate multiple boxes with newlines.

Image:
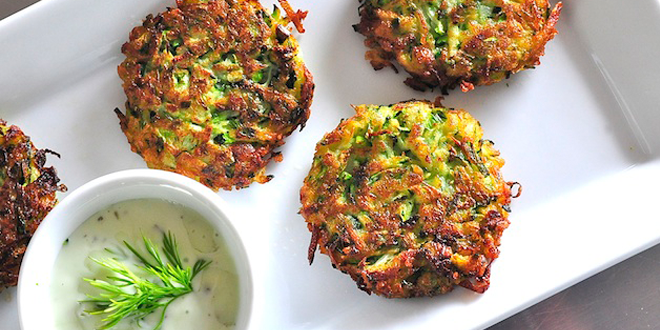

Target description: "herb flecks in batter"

left=116, top=0, right=314, bottom=190
left=354, top=0, right=562, bottom=92
left=300, top=101, right=518, bottom=298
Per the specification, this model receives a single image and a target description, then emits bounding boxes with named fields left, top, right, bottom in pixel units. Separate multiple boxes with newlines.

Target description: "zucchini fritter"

left=0, top=120, right=65, bottom=288
left=354, top=0, right=562, bottom=92
left=300, top=101, right=517, bottom=298
left=116, top=0, right=314, bottom=191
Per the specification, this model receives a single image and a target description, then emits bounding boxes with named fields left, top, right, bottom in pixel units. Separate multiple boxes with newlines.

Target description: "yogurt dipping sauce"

left=50, top=198, right=240, bottom=330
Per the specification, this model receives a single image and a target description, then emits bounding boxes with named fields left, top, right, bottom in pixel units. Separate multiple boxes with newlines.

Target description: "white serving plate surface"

left=2, top=0, right=660, bottom=329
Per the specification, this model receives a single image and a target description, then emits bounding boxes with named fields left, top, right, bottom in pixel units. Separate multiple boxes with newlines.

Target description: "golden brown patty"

left=354, top=0, right=562, bottom=92
left=300, top=101, right=518, bottom=298
left=0, top=120, right=66, bottom=288
left=116, top=0, right=314, bottom=191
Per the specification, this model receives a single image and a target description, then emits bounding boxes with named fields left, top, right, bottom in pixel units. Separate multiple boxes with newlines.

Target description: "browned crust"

left=300, top=101, right=515, bottom=298
left=277, top=0, right=309, bottom=33
left=117, top=0, right=314, bottom=191
left=0, top=120, right=66, bottom=288
left=354, top=0, right=563, bottom=92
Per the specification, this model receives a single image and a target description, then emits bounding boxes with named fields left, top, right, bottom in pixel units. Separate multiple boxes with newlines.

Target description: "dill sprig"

left=82, top=231, right=212, bottom=330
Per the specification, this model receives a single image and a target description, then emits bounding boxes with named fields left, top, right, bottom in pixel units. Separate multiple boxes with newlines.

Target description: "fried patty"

left=0, top=120, right=65, bottom=288
left=116, top=0, right=314, bottom=191
left=300, top=101, right=517, bottom=297
left=354, top=0, right=562, bottom=92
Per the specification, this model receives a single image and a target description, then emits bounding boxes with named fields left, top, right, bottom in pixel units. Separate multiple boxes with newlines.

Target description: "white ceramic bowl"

left=17, top=169, right=253, bottom=330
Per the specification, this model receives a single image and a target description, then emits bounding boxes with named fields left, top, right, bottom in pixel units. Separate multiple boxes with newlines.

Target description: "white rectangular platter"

left=2, top=0, right=660, bottom=329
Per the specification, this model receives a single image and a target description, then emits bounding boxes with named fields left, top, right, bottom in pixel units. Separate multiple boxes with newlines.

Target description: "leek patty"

left=354, top=0, right=562, bottom=92
left=300, top=101, right=517, bottom=298
left=116, top=0, right=314, bottom=191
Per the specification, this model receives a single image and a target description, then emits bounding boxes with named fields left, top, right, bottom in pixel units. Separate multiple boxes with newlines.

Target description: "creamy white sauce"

left=50, top=199, right=239, bottom=330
